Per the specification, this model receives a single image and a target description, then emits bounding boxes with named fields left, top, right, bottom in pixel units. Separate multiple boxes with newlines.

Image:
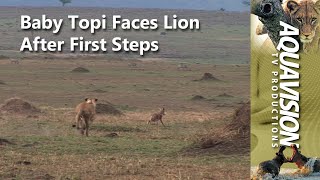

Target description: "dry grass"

left=0, top=107, right=249, bottom=179
left=192, top=102, right=250, bottom=154
left=0, top=59, right=249, bottom=179
left=0, top=6, right=251, bottom=179
left=0, top=153, right=248, bottom=180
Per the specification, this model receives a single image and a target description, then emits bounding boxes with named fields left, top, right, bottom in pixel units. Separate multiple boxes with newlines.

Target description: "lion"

left=254, top=0, right=320, bottom=52
left=286, top=0, right=320, bottom=52
left=75, top=98, right=98, bottom=136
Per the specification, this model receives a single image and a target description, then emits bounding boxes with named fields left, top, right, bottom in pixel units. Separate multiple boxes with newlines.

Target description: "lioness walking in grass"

left=148, top=108, right=166, bottom=126
left=75, top=98, right=98, bottom=136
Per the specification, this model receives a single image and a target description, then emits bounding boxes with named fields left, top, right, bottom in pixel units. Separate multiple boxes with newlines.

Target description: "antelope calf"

left=75, top=98, right=98, bottom=136
left=148, top=108, right=166, bottom=126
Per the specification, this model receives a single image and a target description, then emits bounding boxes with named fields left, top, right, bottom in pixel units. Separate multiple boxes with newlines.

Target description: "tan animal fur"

left=75, top=98, right=98, bottom=136
left=286, top=0, right=320, bottom=53
left=148, top=108, right=166, bottom=126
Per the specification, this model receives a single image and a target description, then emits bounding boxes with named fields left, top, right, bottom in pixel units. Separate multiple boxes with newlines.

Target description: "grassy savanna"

left=0, top=59, right=249, bottom=179
left=0, top=7, right=249, bottom=180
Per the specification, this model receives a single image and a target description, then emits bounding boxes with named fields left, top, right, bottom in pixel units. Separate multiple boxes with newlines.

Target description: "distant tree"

left=59, top=0, right=72, bottom=6
left=219, top=8, right=226, bottom=12
left=242, top=0, right=250, bottom=6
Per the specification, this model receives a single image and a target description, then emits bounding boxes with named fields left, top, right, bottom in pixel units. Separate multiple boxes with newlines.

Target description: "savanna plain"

left=0, top=7, right=250, bottom=179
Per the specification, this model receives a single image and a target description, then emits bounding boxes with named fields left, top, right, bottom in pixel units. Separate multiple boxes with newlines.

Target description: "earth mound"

left=92, top=89, right=107, bottom=93
left=193, top=102, right=250, bottom=154
left=217, top=93, right=234, bottom=98
left=195, top=73, right=220, bottom=81
left=71, top=67, right=90, bottom=73
left=96, top=102, right=123, bottom=116
left=0, top=98, right=41, bottom=115
left=191, top=95, right=206, bottom=101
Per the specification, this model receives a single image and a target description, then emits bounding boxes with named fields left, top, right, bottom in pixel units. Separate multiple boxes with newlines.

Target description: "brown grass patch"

left=0, top=98, right=41, bottom=115
left=192, top=102, right=250, bottom=154
left=0, top=153, right=249, bottom=180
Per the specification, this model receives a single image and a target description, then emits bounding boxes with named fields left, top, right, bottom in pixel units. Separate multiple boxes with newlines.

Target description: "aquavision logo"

left=271, top=21, right=300, bottom=149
